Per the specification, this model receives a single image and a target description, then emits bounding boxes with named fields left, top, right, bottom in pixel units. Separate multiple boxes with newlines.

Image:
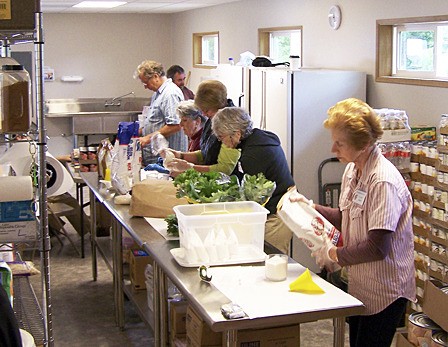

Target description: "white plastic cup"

left=265, top=254, right=288, bottom=281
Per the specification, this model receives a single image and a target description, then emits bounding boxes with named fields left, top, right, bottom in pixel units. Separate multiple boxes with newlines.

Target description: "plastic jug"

left=0, top=64, right=31, bottom=133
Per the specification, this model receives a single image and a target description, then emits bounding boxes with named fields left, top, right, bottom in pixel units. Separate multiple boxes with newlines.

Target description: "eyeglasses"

left=140, top=74, right=157, bottom=85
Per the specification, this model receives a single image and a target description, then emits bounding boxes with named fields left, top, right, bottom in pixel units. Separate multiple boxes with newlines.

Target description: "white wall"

left=13, top=13, right=173, bottom=99
left=171, top=0, right=448, bottom=127
left=9, top=0, right=448, bottom=155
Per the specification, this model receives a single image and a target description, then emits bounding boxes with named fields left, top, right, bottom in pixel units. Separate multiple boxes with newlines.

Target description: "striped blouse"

left=339, top=146, right=416, bottom=315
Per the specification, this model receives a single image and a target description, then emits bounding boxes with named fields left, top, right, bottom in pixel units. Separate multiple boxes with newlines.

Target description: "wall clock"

left=328, top=5, right=342, bottom=30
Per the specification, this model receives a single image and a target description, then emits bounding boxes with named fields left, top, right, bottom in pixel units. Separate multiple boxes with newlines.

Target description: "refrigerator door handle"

left=261, top=71, right=267, bottom=129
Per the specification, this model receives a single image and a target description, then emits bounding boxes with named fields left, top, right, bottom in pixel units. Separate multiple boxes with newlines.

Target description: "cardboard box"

left=0, top=200, right=37, bottom=242
left=411, top=126, right=436, bottom=141
left=396, top=332, right=415, bottom=347
left=186, top=305, right=222, bottom=346
left=0, top=200, right=35, bottom=223
left=186, top=304, right=301, bottom=347
left=422, top=279, right=448, bottom=331
left=237, top=325, right=300, bottom=347
left=0, top=0, right=39, bottom=31
left=129, top=249, right=152, bottom=290
left=171, top=300, right=188, bottom=339
left=0, top=220, right=36, bottom=242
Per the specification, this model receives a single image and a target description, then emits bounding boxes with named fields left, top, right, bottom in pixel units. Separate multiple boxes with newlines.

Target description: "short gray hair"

left=134, top=60, right=165, bottom=79
left=212, top=107, right=253, bottom=139
left=176, top=100, right=205, bottom=123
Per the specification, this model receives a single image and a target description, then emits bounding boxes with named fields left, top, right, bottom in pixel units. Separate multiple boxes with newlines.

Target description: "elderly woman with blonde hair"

left=291, top=98, right=416, bottom=347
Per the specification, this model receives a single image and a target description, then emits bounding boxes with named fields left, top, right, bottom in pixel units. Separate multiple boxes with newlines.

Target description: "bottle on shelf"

left=228, top=57, right=235, bottom=65
left=0, top=64, right=31, bottom=134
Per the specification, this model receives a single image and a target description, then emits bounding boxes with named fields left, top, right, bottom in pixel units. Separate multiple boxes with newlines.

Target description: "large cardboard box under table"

left=186, top=305, right=301, bottom=347
left=237, top=325, right=300, bottom=346
left=129, top=249, right=152, bottom=290
left=170, top=300, right=188, bottom=341
left=186, top=305, right=222, bottom=346
left=422, top=280, right=448, bottom=332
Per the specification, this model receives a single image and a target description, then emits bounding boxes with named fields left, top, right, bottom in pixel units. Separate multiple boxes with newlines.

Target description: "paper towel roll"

left=43, top=156, right=74, bottom=197
left=0, top=142, right=74, bottom=197
left=0, top=142, right=31, bottom=176
left=0, top=176, right=33, bottom=202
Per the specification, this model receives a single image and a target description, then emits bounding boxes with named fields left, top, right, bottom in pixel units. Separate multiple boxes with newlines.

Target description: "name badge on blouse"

left=353, top=190, right=367, bottom=205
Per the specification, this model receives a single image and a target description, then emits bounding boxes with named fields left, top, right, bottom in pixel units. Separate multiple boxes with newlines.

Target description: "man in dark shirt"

left=167, top=65, right=195, bottom=100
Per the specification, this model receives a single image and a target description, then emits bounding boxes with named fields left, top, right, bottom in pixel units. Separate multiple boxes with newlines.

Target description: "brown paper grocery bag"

left=129, top=179, right=188, bottom=218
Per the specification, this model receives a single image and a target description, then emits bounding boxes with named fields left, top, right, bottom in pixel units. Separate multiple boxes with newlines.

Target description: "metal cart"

left=318, top=157, right=342, bottom=207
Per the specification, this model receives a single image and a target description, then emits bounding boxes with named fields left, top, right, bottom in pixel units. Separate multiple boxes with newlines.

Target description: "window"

left=193, top=32, right=219, bottom=68
left=259, top=26, right=302, bottom=64
left=395, top=23, right=448, bottom=79
left=376, top=15, right=448, bottom=88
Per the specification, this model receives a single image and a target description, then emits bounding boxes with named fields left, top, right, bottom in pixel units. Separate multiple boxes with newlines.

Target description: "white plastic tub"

left=172, top=201, right=269, bottom=266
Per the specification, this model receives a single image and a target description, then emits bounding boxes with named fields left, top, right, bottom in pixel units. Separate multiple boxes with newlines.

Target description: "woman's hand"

left=139, top=134, right=151, bottom=147
left=165, top=158, right=194, bottom=172
left=160, top=148, right=180, bottom=160
left=288, top=190, right=314, bottom=207
left=311, top=238, right=340, bottom=272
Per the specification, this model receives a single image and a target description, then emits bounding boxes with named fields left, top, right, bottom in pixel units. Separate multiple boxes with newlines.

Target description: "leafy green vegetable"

left=173, top=169, right=275, bottom=205
left=165, top=214, right=179, bottom=237
left=242, top=173, right=276, bottom=205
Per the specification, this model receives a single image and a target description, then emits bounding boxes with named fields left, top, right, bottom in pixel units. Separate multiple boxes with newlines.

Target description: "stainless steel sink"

left=45, top=97, right=149, bottom=117
left=45, top=97, right=150, bottom=135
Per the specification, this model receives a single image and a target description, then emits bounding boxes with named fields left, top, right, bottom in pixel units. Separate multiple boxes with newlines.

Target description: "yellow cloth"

left=289, top=268, right=325, bottom=294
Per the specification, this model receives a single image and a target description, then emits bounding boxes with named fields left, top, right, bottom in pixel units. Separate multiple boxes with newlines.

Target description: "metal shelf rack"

left=0, top=1, right=53, bottom=346
left=13, top=275, right=45, bottom=346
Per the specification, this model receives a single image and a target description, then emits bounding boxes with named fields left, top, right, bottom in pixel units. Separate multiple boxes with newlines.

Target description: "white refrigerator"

left=249, top=68, right=366, bottom=271
left=209, top=64, right=249, bottom=108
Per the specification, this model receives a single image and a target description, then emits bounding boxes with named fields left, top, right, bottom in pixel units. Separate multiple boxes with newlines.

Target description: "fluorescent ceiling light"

left=73, top=1, right=127, bottom=9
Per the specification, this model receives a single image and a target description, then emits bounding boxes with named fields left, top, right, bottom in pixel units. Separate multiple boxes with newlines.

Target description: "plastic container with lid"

left=0, top=64, right=31, bottom=134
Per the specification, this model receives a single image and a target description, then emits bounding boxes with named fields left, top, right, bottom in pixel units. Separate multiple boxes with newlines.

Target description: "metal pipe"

left=105, top=91, right=135, bottom=106
left=35, top=10, right=54, bottom=347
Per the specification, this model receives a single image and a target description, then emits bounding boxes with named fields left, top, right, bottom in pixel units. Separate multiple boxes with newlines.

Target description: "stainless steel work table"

left=81, top=172, right=365, bottom=347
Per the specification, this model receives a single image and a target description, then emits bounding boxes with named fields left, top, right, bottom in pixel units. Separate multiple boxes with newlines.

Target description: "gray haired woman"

left=176, top=100, right=205, bottom=151
left=212, top=107, right=296, bottom=254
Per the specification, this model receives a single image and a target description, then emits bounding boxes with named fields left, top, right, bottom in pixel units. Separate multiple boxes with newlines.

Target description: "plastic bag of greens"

left=241, top=173, right=276, bottom=206
left=173, top=169, right=241, bottom=204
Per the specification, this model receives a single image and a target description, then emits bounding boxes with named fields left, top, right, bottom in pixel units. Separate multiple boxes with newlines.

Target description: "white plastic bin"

left=173, top=201, right=268, bottom=252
